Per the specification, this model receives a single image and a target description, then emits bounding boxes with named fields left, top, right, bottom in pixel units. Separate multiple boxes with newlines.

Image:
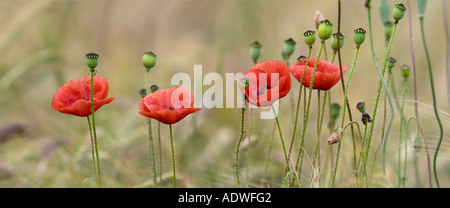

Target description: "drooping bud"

left=304, top=30, right=316, bottom=46
left=297, top=55, right=307, bottom=63
left=86, top=52, right=99, bottom=70
left=378, top=1, right=391, bottom=24
left=250, top=41, right=262, bottom=64
left=328, top=127, right=344, bottom=145
left=393, top=3, right=406, bottom=22
left=362, top=112, right=372, bottom=125
left=139, top=88, right=147, bottom=98
left=314, top=11, right=325, bottom=29
left=318, top=19, right=333, bottom=41
left=240, top=78, right=250, bottom=90
left=331, top=33, right=344, bottom=52
left=416, top=0, right=428, bottom=19
left=387, top=57, right=397, bottom=70
left=353, top=28, right=366, bottom=47
left=400, top=64, right=411, bottom=79
left=283, top=38, right=296, bottom=57
left=356, top=101, right=366, bottom=113
left=330, top=103, right=341, bottom=120
left=413, top=135, right=423, bottom=152
left=142, top=52, right=157, bottom=70
left=150, top=84, right=159, bottom=93
left=384, top=21, right=393, bottom=42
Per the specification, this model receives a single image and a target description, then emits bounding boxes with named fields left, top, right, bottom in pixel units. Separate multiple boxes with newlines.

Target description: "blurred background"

left=0, top=0, right=449, bottom=187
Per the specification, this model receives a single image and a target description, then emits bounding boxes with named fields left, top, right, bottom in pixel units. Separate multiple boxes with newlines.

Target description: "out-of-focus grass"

left=0, top=0, right=449, bottom=187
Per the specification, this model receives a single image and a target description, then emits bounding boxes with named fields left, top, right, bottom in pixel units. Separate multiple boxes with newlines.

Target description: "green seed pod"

left=283, top=38, right=296, bottom=57
left=330, top=33, right=344, bottom=52
left=297, top=55, right=307, bottom=62
left=416, top=0, right=428, bottom=18
left=150, top=84, right=159, bottom=93
left=387, top=57, right=397, bottom=70
left=353, top=28, right=366, bottom=47
left=304, top=30, right=316, bottom=46
left=393, top=3, right=406, bottom=22
left=241, top=78, right=250, bottom=90
left=401, top=64, right=411, bottom=79
left=139, top=88, right=147, bottom=98
left=318, top=19, right=333, bottom=41
left=249, top=41, right=262, bottom=63
left=330, top=103, right=341, bottom=120
left=142, top=52, right=157, bottom=69
left=378, top=1, right=391, bottom=24
left=356, top=101, right=366, bottom=113
left=86, top=52, right=99, bottom=69
left=361, top=112, right=372, bottom=126
left=384, top=21, right=393, bottom=42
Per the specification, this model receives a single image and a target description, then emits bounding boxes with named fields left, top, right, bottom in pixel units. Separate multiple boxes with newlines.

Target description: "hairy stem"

left=90, top=69, right=102, bottom=187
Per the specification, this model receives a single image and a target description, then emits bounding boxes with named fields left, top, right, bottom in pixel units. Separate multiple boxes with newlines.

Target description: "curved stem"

left=169, top=124, right=176, bottom=188
left=284, top=171, right=300, bottom=188
left=235, top=105, right=245, bottom=188
left=420, top=17, right=444, bottom=188
left=90, top=69, right=102, bottom=187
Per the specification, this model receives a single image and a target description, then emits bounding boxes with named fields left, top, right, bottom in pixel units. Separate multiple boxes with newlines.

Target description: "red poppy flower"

left=289, top=58, right=347, bottom=90
left=239, top=60, right=291, bottom=107
left=139, top=86, right=202, bottom=125
left=51, top=76, right=115, bottom=117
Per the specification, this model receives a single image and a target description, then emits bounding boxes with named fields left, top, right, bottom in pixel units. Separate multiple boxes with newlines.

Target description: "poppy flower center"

left=168, top=106, right=175, bottom=111
left=258, top=85, right=272, bottom=96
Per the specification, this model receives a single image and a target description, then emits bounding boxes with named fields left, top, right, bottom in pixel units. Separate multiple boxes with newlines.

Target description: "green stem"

left=169, top=124, right=176, bottom=188
left=145, top=70, right=157, bottom=188
left=283, top=171, right=300, bottom=188
left=295, top=41, right=324, bottom=179
left=398, top=79, right=408, bottom=187
left=271, top=104, right=290, bottom=174
left=86, top=116, right=98, bottom=185
left=235, top=104, right=245, bottom=188
left=90, top=69, right=103, bottom=188
left=158, top=121, right=162, bottom=183
left=419, top=17, right=444, bottom=188
left=313, top=90, right=327, bottom=171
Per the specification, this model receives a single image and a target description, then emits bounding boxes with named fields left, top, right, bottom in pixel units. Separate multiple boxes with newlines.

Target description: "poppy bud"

left=331, top=33, right=344, bottom=52
left=361, top=112, right=372, bottom=125
left=400, top=64, right=410, bottom=79
left=150, top=84, right=159, bottom=93
left=304, top=30, right=316, bottom=46
left=139, top=88, right=147, bottom=98
left=249, top=41, right=262, bottom=64
left=416, top=0, right=428, bottom=19
left=241, top=78, right=250, bottom=90
left=384, top=21, right=393, bottom=42
left=330, top=103, right=341, bottom=120
left=142, top=52, right=157, bottom=70
left=283, top=38, right=296, bottom=57
left=378, top=1, right=391, bottom=24
left=318, top=19, right=333, bottom=41
left=86, top=52, right=99, bottom=70
left=357, top=101, right=366, bottom=113
left=353, top=28, right=366, bottom=47
left=393, top=3, right=406, bottom=22
left=297, top=55, right=306, bottom=62
left=387, top=57, right=396, bottom=70
left=328, top=127, right=344, bottom=145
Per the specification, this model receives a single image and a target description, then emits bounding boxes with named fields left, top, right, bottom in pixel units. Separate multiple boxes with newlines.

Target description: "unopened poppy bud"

left=297, top=55, right=307, bottom=62
left=384, top=21, right=393, bottom=41
left=139, top=88, right=147, bottom=98
left=250, top=41, right=262, bottom=63
left=318, top=19, right=333, bottom=41
left=328, top=127, right=344, bottom=145
left=304, top=30, right=316, bottom=46
left=354, top=28, right=366, bottom=47
left=330, top=103, right=341, bottom=120
left=416, top=0, right=428, bottom=19
left=356, top=101, right=366, bottom=113
left=400, top=64, right=410, bottom=79
left=393, top=3, right=406, bottom=22
left=150, top=84, right=159, bottom=93
left=362, top=112, right=372, bottom=125
left=331, top=33, right=344, bottom=52
left=86, top=52, right=99, bottom=69
left=142, top=52, right=157, bottom=69
left=283, top=38, right=296, bottom=57
left=387, top=57, right=397, bottom=69
left=241, top=78, right=250, bottom=90
left=378, top=1, right=391, bottom=24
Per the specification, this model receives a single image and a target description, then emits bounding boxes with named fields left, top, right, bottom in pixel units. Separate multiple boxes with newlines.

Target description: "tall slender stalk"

left=86, top=116, right=98, bottom=185
left=235, top=101, right=246, bottom=188
left=169, top=124, right=176, bottom=188
left=444, top=0, right=450, bottom=111
left=90, top=70, right=102, bottom=187
left=405, top=117, right=419, bottom=188
left=405, top=0, right=432, bottom=187
left=271, top=104, right=290, bottom=174
left=398, top=79, right=408, bottom=187
left=419, top=16, right=444, bottom=188
left=145, top=70, right=157, bottom=187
